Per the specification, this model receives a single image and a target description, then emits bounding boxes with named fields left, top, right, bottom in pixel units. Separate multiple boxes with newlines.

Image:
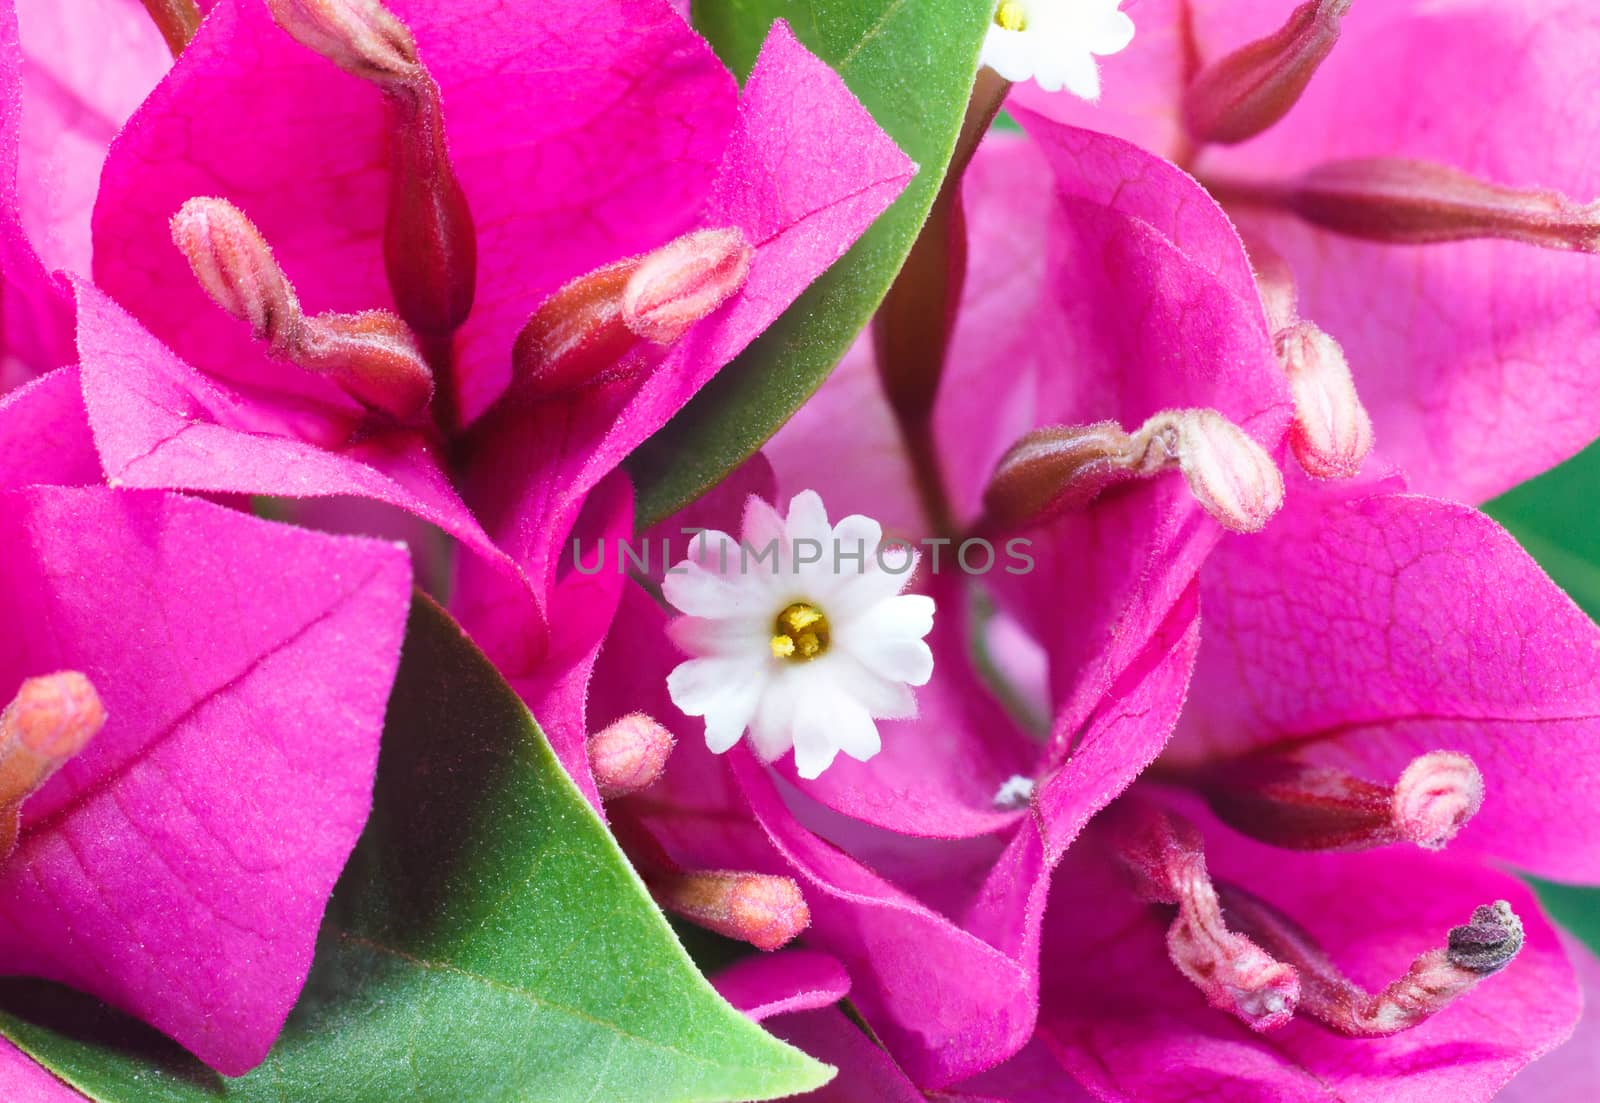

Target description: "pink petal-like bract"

left=0, top=486, right=411, bottom=1074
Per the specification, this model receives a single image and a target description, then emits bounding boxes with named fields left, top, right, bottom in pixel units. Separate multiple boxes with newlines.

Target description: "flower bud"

left=265, top=0, right=419, bottom=83
left=297, top=311, right=434, bottom=421
left=983, top=421, right=1133, bottom=527
left=172, top=197, right=301, bottom=350
left=510, top=227, right=751, bottom=402
left=588, top=713, right=675, bottom=800
left=984, top=409, right=1283, bottom=533
left=1145, top=409, right=1284, bottom=533
left=1199, top=751, right=1483, bottom=852
left=653, top=870, right=810, bottom=952
left=1, top=673, right=107, bottom=861
left=1277, top=157, right=1600, bottom=253
left=1182, top=0, right=1351, bottom=145
left=1277, top=321, right=1373, bottom=479
left=622, top=228, right=753, bottom=345
left=174, top=196, right=433, bottom=421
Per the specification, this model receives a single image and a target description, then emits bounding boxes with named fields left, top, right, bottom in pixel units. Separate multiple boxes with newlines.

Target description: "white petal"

left=827, top=654, right=918, bottom=719
left=784, top=489, right=832, bottom=546
left=662, top=560, right=752, bottom=617
left=980, top=28, right=1035, bottom=84
left=1092, top=9, right=1136, bottom=55
left=704, top=676, right=763, bottom=754
left=668, top=614, right=769, bottom=659
left=829, top=696, right=882, bottom=763
left=667, top=657, right=764, bottom=718
left=791, top=698, right=842, bottom=780
left=741, top=496, right=789, bottom=574
left=848, top=636, right=935, bottom=687
left=748, top=671, right=801, bottom=762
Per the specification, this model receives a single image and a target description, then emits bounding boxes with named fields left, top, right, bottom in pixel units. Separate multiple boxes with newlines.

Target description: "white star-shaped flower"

left=664, top=491, right=935, bottom=780
left=981, top=0, right=1136, bottom=99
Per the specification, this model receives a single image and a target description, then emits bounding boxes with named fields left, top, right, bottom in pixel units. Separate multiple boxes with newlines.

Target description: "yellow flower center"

left=994, top=0, right=1028, bottom=31
left=771, top=602, right=831, bottom=663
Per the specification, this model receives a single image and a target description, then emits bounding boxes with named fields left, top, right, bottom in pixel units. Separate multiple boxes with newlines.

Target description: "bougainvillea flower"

left=0, top=369, right=413, bottom=1076
left=663, top=490, right=935, bottom=779
left=584, top=114, right=1288, bottom=1086
left=0, top=0, right=172, bottom=390
left=588, top=102, right=1600, bottom=1099
left=75, top=0, right=911, bottom=796
left=1012, top=0, right=1600, bottom=503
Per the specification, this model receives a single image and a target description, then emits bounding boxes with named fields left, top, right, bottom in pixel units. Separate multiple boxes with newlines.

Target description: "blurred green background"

left=1486, top=438, right=1600, bottom=953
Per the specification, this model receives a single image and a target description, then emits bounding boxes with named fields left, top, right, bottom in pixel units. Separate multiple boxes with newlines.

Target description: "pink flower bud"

left=984, top=409, right=1283, bottom=533
left=1199, top=750, right=1483, bottom=852
left=510, top=259, right=639, bottom=400
left=588, top=713, right=675, bottom=800
left=621, top=228, right=754, bottom=345
left=983, top=421, right=1135, bottom=527
left=265, top=0, right=419, bottom=83
left=1279, top=157, right=1600, bottom=253
left=1392, top=752, right=1485, bottom=851
left=1277, top=321, right=1374, bottom=479
left=1, top=672, right=107, bottom=861
left=1146, top=409, right=1285, bottom=534
left=508, top=227, right=751, bottom=402
left=174, top=197, right=433, bottom=421
left=653, top=870, right=810, bottom=952
left=1182, top=0, right=1351, bottom=145
left=171, top=197, right=302, bottom=349
left=297, top=311, right=434, bottom=422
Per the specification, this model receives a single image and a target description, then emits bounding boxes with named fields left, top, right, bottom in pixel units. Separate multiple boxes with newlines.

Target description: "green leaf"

left=0, top=596, right=831, bottom=1102
left=626, top=0, right=996, bottom=527
left=1486, top=438, right=1600, bottom=623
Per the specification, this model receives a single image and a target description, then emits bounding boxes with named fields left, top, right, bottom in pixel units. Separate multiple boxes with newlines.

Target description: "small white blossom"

left=663, top=491, right=934, bottom=780
left=981, top=0, right=1135, bottom=99
left=993, top=774, right=1036, bottom=809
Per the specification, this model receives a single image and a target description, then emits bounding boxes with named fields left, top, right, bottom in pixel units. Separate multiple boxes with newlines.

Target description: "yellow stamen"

left=995, top=0, right=1027, bottom=32
left=770, top=602, right=831, bottom=663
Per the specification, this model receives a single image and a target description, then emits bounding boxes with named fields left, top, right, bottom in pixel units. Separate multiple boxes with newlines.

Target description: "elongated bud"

left=983, top=421, right=1132, bottom=526
left=986, top=410, right=1283, bottom=533
left=1256, top=158, right=1600, bottom=254
left=1, top=673, right=107, bottom=861
left=1160, top=409, right=1285, bottom=533
left=1199, top=751, right=1484, bottom=852
left=173, top=197, right=433, bottom=420
left=1276, top=322, right=1373, bottom=479
left=266, top=0, right=419, bottom=82
left=171, top=197, right=300, bottom=348
left=653, top=870, right=810, bottom=952
left=140, top=0, right=203, bottom=58
left=269, top=0, right=475, bottom=360
left=588, top=713, right=675, bottom=799
left=510, top=228, right=753, bottom=401
left=297, top=311, right=435, bottom=420
left=1220, top=888, right=1523, bottom=1036
left=1183, top=0, right=1351, bottom=145
left=1242, top=234, right=1300, bottom=334
left=1113, top=803, right=1299, bottom=1030
left=623, top=229, right=753, bottom=344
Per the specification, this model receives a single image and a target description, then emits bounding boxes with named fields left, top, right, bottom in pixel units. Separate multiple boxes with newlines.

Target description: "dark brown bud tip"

left=1447, top=901, right=1524, bottom=975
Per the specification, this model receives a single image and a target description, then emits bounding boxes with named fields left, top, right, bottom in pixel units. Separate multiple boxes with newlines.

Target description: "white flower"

left=663, top=491, right=935, bottom=780
left=981, top=0, right=1136, bottom=99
